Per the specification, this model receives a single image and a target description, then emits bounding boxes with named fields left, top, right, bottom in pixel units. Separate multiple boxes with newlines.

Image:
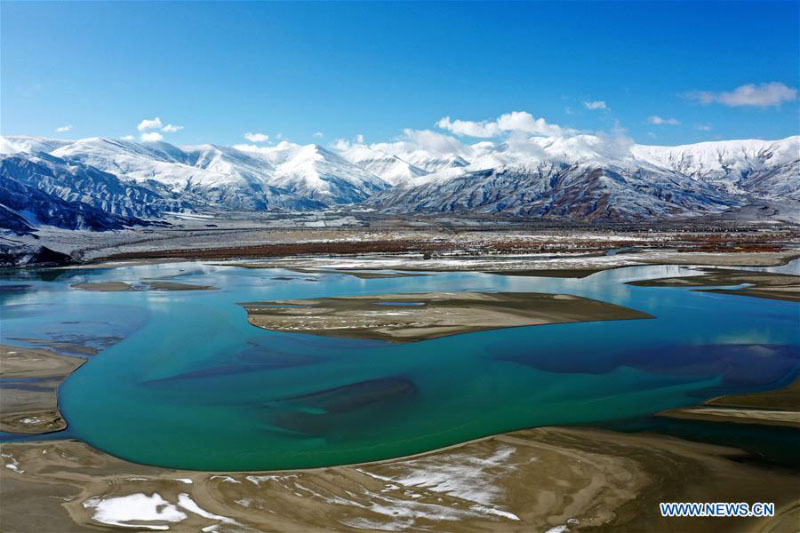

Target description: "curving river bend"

left=1, top=260, right=798, bottom=470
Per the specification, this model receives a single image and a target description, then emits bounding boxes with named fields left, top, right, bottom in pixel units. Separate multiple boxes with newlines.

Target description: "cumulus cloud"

left=332, top=138, right=352, bottom=151
left=397, top=128, right=466, bottom=154
left=121, top=135, right=135, bottom=141
left=687, top=82, right=797, bottom=108
left=346, top=128, right=466, bottom=157
left=137, top=117, right=163, bottom=131
left=243, top=132, right=270, bottom=143
left=55, top=124, right=72, bottom=132
left=140, top=131, right=163, bottom=142
left=437, top=111, right=568, bottom=138
left=583, top=101, right=608, bottom=111
left=588, top=121, right=635, bottom=160
left=313, top=131, right=324, bottom=138
left=648, top=116, right=681, bottom=126
left=696, top=123, right=712, bottom=131
left=137, top=117, right=183, bottom=134
left=355, top=133, right=364, bottom=143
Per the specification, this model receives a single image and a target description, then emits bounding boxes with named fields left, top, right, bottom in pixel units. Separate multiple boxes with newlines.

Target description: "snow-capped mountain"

left=1, top=152, right=172, bottom=219
left=48, top=138, right=326, bottom=210
left=338, top=144, right=428, bottom=185
left=367, top=135, right=799, bottom=221
left=0, top=136, right=72, bottom=156
left=235, top=142, right=390, bottom=203
left=632, top=136, right=800, bottom=199
left=0, top=154, right=153, bottom=232
left=0, top=134, right=797, bottom=232
left=367, top=162, right=733, bottom=220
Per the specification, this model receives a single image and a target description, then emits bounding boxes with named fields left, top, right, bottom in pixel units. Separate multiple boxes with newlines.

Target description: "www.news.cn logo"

left=660, top=502, right=775, bottom=518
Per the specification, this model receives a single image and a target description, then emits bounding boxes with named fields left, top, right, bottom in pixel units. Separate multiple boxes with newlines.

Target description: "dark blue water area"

left=600, top=416, right=800, bottom=469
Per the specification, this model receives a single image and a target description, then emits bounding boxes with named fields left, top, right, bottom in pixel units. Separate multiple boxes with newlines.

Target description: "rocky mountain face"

left=1, top=134, right=797, bottom=232
left=366, top=136, right=799, bottom=221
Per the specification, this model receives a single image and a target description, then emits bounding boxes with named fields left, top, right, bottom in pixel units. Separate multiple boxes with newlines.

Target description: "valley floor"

left=2, top=212, right=799, bottom=268
left=1, top=225, right=799, bottom=532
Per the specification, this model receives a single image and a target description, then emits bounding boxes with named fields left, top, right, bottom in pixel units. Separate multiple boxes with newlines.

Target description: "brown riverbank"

left=2, top=426, right=798, bottom=532
left=659, top=378, right=800, bottom=429
left=0, top=345, right=85, bottom=434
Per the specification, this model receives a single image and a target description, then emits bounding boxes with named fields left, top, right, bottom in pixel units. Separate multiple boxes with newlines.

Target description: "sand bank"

left=2, top=426, right=798, bottom=532
left=211, top=248, right=800, bottom=279
left=0, top=344, right=84, bottom=434
left=232, top=262, right=426, bottom=279
left=71, top=280, right=216, bottom=292
left=627, top=268, right=800, bottom=302
left=240, top=291, right=653, bottom=343
left=660, top=378, right=800, bottom=429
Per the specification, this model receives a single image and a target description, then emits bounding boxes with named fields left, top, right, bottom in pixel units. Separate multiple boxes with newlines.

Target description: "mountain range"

left=1, top=134, right=797, bottom=232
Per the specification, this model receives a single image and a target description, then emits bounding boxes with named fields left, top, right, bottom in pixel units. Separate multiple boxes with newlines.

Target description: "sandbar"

left=627, top=268, right=800, bottom=302
left=0, top=344, right=84, bottom=434
left=71, top=280, right=216, bottom=292
left=240, top=291, right=653, bottom=343
left=660, top=378, right=800, bottom=429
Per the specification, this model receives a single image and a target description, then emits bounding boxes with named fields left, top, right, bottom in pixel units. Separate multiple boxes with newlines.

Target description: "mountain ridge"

left=1, top=134, right=797, bottom=231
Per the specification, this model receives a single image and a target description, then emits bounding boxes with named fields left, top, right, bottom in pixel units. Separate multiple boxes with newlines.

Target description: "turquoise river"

left=1, top=260, right=798, bottom=470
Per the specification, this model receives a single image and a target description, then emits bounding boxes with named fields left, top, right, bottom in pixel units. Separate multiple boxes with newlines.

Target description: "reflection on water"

left=1, top=260, right=798, bottom=470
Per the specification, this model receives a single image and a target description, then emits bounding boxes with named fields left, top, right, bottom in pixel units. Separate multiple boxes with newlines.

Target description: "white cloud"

left=243, top=132, right=270, bottom=143
left=55, top=124, right=72, bottom=132
left=332, top=138, right=352, bottom=151
left=355, top=133, right=365, bottom=143
left=313, top=131, right=324, bottom=138
left=121, top=135, right=136, bottom=141
left=437, top=111, right=568, bottom=138
left=398, top=128, right=466, bottom=154
left=687, top=82, right=797, bottom=108
left=360, top=128, right=466, bottom=157
left=137, top=117, right=163, bottom=131
left=140, top=131, right=163, bottom=142
left=162, top=124, right=183, bottom=133
left=696, top=123, right=712, bottom=131
left=648, top=116, right=681, bottom=126
left=584, top=101, right=608, bottom=111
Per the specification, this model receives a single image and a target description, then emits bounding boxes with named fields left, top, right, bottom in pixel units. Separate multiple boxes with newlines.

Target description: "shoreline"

left=2, top=349, right=799, bottom=531
left=0, top=344, right=86, bottom=434
left=3, top=425, right=799, bottom=532
left=2, top=253, right=799, bottom=531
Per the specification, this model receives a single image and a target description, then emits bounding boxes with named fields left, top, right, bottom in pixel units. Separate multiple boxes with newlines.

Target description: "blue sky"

left=2, top=1, right=798, bottom=147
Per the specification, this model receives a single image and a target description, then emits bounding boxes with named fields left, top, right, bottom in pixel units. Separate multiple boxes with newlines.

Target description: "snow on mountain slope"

left=368, top=159, right=733, bottom=221
left=1, top=135, right=73, bottom=155
left=1, top=134, right=796, bottom=229
left=368, top=134, right=797, bottom=219
left=632, top=136, right=800, bottom=199
left=338, top=144, right=428, bottom=185
left=0, top=154, right=154, bottom=232
left=397, top=152, right=469, bottom=174
left=236, top=142, right=390, bottom=203
left=1, top=151, right=174, bottom=218
left=48, top=138, right=327, bottom=210
left=52, top=138, right=242, bottom=189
